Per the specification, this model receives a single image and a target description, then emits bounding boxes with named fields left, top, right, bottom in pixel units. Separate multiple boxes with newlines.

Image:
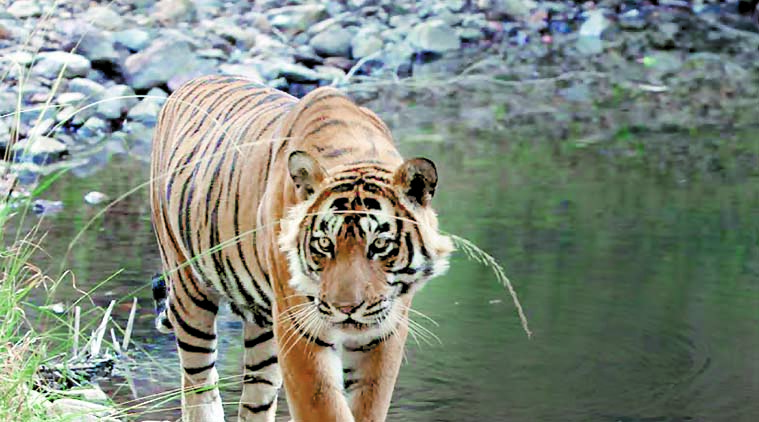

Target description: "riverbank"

left=1, top=0, right=759, bottom=181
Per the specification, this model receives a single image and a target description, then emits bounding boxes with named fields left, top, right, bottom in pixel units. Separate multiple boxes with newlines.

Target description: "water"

left=16, top=101, right=759, bottom=421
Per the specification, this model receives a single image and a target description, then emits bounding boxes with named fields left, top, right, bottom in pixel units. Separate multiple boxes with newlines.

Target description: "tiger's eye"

left=317, top=237, right=332, bottom=250
left=372, top=237, right=388, bottom=250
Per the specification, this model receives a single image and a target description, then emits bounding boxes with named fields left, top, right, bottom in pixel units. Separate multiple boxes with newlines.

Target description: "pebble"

left=124, top=39, right=201, bottom=90
left=7, top=0, right=42, bottom=19
left=32, top=52, right=92, bottom=79
left=32, top=199, right=64, bottom=215
left=96, top=85, right=138, bottom=120
left=310, top=25, right=354, bottom=57
left=114, top=28, right=152, bottom=51
left=85, top=6, right=125, bottom=31
left=407, top=20, right=461, bottom=53
left=84, top=191, right=109, bottom=205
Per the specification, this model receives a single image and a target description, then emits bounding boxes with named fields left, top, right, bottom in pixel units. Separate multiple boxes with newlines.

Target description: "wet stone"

left=7, top=0, right=42, bottom=19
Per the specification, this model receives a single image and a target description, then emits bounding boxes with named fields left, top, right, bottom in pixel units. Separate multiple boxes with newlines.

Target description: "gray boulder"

left=113, top=29, right=152, bottom=51
left=124, top=39, right=201, bottom=90
left=268, top=5, right=327, bottom=32
left=7, top=1, right=42, bottom=19
left=66, top=78, right=106, bottom=100
left=78, top=30, right=120, bottom=64
left=310, top=25, right=353, bottom=58
left=407, top=20, right=461, bottom=53
left=97, top=85, right=138, bottom=119
left=351, top=28, right=383, bottom=59
left=32, top=52, right=91, bottom=79
left=84, top=6, right=124, bottom=31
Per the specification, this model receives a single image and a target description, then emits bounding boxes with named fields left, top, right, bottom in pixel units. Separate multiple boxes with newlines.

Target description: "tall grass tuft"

left=0, top=206, right=52, bottom=420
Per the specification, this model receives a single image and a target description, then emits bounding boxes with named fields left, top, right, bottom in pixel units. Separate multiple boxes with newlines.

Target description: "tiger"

left=149, top=75, right=453, bottom=422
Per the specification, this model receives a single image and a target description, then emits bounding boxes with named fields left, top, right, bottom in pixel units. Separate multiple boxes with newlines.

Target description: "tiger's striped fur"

left=150, top=75, right=453, bottom=421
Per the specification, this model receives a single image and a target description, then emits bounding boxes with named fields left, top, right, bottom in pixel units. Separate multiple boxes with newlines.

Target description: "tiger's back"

left=151, top=76, right=295, bottom=324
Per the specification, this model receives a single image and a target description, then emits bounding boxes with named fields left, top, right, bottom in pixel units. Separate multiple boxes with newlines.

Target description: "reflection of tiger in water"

left=149, top=75, right=453, bottom=421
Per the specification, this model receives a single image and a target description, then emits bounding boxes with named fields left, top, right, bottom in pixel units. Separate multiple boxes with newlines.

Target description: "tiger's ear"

left=393, top=157, right=438, bottom=207
left=288, top=150, right=326, bottom=201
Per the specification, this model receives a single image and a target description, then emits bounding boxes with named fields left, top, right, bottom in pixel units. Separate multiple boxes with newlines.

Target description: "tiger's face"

left=279, top=151, right=453, bottom=338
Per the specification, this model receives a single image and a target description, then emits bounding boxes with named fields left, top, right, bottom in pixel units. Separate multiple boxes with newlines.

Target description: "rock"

left=66, top=78, right=106, bottom=100
left=40, top=302, right=66, bottom=313
left=77, top=30, right=120, bottom=64
left=85, top=6, right=124, bottom=31
left=166, top=59, right=216, bottom=91
left=579, top=10, right=610, bottom=37
left=324, top=56, right=354, bottom=71
left=458, top=26, right=485, bottom=41
left=146, top=87, right=168, bottom=100
left=84, top=192, right=108, bottom=205
left=649, top=21, right=680, bottom=49
left=126, top=88, right=167, bottom=125
left=645, top=51, right=683, bottom=75
left=389, top=14, right=418, bottom=30
left=27, top=118, right=55, bottom=138
left=444, top=0, right=467, bottom=12
left=559, top=83, right=592, bottom=103
left=268, top=5, right=327, bottom=32
left=57, top=105, right=95, bottom=126
left=214, top=22, right=257, bottom=48
left=619, top=9, right=647, bottom=30
left=32, top=199, right=64, bottom=216
left=127, top=100, right=162, bottom=125
left=219, top=64, right=264, bottom=83
left=576, top=36, right=604, bottom=55
left=47, top=398, right=113, bottom=421
left=113, top=29, right=152, bottom=51
left=124, top=122, right=154, bottom=156
left=78, top=117, right=109, bottom=142
left=153, top=0, right=196, bottom=23
left=407, top=20, right=461, bottom=53
left=12, top=136, right=67, bottom=164
left=276, top=63, right=324, bottom=82
left=32, top=52, right=91, bottom=79
left=0, top=118, right=11, bottom=148
left=0, top=22, right=11, bottom=40
left=97, top=85, right=138, bottom=119
left=310, top=26, right=353, bottom=57
left=7, top=0, right=42, bottom=18
left=57, top=92, right=87, bottom=105
left=480, top=0, right=537, bottom=19
left=351, top=29, right=383, bottom=59
left=124, top=39, right=201, bottom=90
left=4, top=51, right=34, bottom=67
left=314, top=65, right=346, bottom=82
left=384, top=41, right=414, bottom=70
left=0, top=91, right=16, bottom=116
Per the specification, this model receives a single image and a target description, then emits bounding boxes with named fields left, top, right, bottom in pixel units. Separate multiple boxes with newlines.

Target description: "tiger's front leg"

left=239, top=321, right=282, bottom=421
left=343, top=316, right=409, bottom=421
left=275, top=305, right=355, bottom=422
left=165, top=268, right=224, bottom=422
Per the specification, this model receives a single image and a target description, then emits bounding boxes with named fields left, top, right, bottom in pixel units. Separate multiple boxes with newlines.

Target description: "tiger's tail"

left=151, top=273, right=173, bottom=334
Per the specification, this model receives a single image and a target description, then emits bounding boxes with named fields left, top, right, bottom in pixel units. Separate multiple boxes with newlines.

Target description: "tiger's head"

left=279, top=150, right=453, bottom=337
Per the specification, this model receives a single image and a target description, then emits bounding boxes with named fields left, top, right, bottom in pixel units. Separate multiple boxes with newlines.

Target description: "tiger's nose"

left=335, top=302, right=362, bottom=315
